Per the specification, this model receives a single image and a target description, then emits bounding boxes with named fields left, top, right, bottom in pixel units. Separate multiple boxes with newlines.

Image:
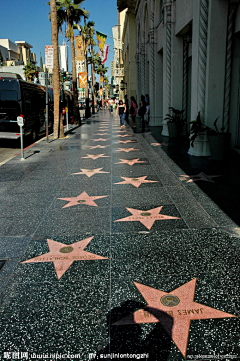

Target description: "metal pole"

left=20, top=126, right=24, bottom=160
left=66, top=103, right=69, bottom=131
left=45, top=68, right=49, bottom=142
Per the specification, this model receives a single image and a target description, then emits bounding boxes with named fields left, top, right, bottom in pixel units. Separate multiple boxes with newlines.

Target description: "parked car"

left=0, top=72, right=53, bottom=141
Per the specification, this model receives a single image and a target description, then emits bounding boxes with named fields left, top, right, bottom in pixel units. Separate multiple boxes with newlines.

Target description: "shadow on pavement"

left=96, top=300, right=172, bottom=360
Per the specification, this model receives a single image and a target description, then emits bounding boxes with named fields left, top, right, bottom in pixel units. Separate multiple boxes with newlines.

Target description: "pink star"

left=81, top=154, right=110, bottom=160
left=58, top=191, right=109, bottom=208
left=114, top=159, right=147, bottom=166
left=181, top=172, right=222, bottom=183
left=94, top=133, right=109, bottom=135
left=116, top=140, right=137, bottom=144
left=87, top=145, right=110, bottom=149
left=114, top=279, right=237, bottom=358
left=72, top=168, right=110, bottom=177
left=21, top=237, right=108, bottom=279
left=116, top=148, right=140, bottom=153
left=114, top=206, right=180, bottom=230
left=91, top=138, right=110, bottom=142
left=114, top=176, right=158, bottom=188
left=150, top=142, right=168, bottom=146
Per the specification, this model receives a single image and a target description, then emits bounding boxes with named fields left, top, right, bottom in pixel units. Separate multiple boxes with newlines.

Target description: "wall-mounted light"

left=120, top=80, right=127, bottom=91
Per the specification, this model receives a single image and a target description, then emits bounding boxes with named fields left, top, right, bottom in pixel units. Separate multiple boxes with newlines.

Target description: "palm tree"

left=49, top=0, right=63, bottom=139
left=23, top=62, right=36, bottom=81
left=88, top=22, right=97, bottom=114
left=57, top=0, right=88, bottom=124
left=95, top=62, right=108, bottom=102
left=78, top=20, right=95, bottom=117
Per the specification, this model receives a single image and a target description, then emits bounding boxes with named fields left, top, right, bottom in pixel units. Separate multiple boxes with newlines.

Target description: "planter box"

left=167, top=122, right=179, bottom=138
left=208, top=133, right=231, bottom=160
left=188, top=133, right=211, bottom=157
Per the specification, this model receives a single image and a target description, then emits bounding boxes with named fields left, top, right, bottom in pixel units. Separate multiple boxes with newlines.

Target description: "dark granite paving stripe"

left=112, top=187, right=171, bottom=207
left=0, top=280, right=110, bottom=357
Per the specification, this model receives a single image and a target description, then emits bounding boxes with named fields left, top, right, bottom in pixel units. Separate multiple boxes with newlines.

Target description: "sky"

left=0, top=0, right=118, bottom=76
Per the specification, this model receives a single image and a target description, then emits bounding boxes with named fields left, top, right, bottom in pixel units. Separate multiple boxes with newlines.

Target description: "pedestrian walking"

left=112, top=98, right=117, bottom=115
left=108, top=98, right=113, bottom=114
left=116, top=100, right=126, bottom=128
left=124, top=94, right=129, bottom=124
left=145, top=94, right=150, bottom=124
left=138, top=95, right=147, bottom=132
left=130, top=96, right=138, bottom=128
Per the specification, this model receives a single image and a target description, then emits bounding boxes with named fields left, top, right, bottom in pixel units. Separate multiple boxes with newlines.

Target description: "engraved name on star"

left=114, top=278, right=237, bottom=358
left=180, top=172, right=222, bottom=183
left=114, top=159, right=147, bottom=166
left=81, top=154, right=110, bottom=160
left=114, top=176, right=158, bottom=188
left=87, top=145, right=110, bottom=149
left=114, top=206, right=180, bottom=230
left=94, top=133, right=109, bottom=135
left=72, top=168, right=110, bottom=178
left=116, top=148, right=140, bottom=153
left=58, top=191, right=109, bottom=208
left=91, top=138, right=110, bottom=142
left=21, top=237, right=108, bottom=280
left=116, top=140, right=137, bottom=144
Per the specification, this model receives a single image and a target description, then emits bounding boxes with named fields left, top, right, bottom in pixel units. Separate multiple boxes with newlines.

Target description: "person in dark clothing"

left=138, top=95, right=147, bottom=132
left=116, top=100, right=126, bottom=128
left=145, top=94, right=150, bottom=123
left=130, top=96, right=138, bottom=128
left=124, top=94, right=129, bottom=124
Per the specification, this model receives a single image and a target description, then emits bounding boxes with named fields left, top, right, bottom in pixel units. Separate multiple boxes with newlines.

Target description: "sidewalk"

left=0, top=110, right=239, bottom=361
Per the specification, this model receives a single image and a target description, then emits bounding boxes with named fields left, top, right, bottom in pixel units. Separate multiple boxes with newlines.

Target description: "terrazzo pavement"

left=0, top=111, right=239, bottom=361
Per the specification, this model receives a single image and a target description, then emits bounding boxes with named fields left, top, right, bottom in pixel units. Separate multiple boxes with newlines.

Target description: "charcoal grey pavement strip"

left=0, top=112, right=238, bottom=360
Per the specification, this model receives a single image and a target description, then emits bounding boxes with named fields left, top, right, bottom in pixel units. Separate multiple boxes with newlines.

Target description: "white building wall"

left=119, top=0, right=240, bottom=151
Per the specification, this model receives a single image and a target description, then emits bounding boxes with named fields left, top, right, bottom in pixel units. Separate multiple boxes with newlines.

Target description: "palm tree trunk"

left=70, top=32, right=80, bottom=124
left=91, top=46, right=96, bottom=114
left=85, top=46, right=91, bottom=118
left=50, top=0, right=62, bottom=139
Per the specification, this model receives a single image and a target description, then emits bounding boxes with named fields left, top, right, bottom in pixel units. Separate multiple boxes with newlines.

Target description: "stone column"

left=162, top=1, right=173, bottom=136
left=188, top=0, right=211, bottom=156
left=189, top=0, right=229, bottom=156
left=149, top=27, right=156, bottom=124
left=223, top=0, right=240, bottom=132
left=136, top=51, right=141, bottom=103
left=141, top=41, right=146, bottom=95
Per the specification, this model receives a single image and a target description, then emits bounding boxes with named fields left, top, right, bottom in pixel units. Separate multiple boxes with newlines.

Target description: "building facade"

left=117, top=0, right=240, bottom=152
left=0, top=39, right=37, bottom=80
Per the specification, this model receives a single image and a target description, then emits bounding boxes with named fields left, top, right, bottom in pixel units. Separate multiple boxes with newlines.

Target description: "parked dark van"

left=0, top=72, right=53, bottom=140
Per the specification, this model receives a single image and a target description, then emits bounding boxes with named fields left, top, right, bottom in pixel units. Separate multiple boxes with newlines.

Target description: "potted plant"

left=207, top=117, right=231, bottom=161
left=164, top=107, right=186, bottom=138
left=189, top=112, right=231, bottom=160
